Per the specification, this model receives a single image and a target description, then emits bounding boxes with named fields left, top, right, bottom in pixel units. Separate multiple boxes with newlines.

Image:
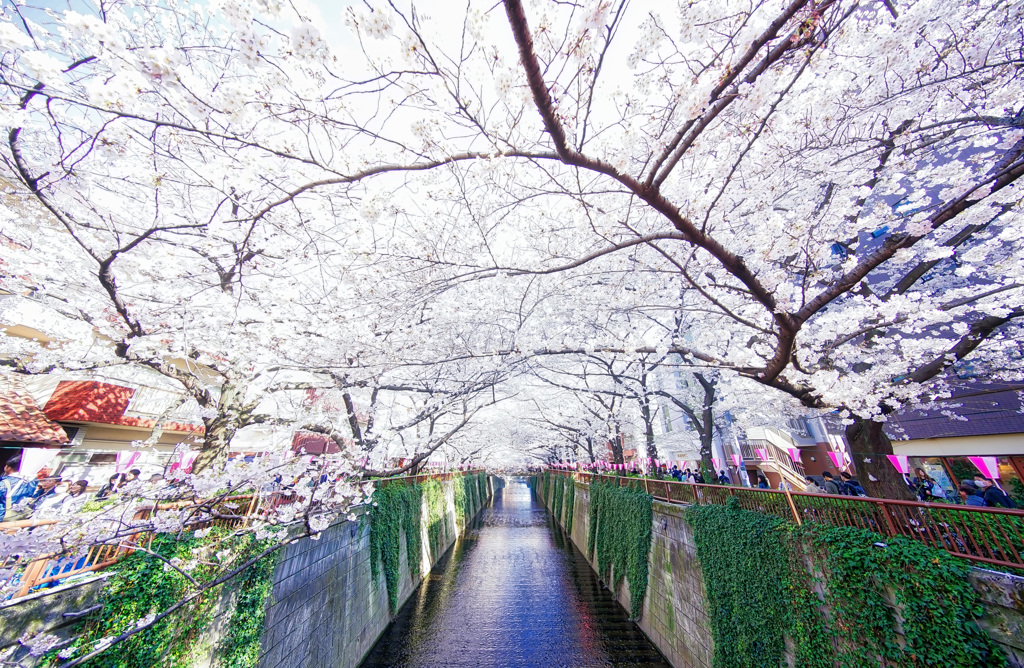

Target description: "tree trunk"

left=846, top=417, right=915, bottom=500
left=610, top=428, right=624, bottom=465
left=638, top=395, right=658, bottom=461
left=192, top=382, right=243, bottom=474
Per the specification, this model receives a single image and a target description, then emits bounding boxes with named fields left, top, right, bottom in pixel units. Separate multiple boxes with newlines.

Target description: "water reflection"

left=360, top=478, right=669, bottom=667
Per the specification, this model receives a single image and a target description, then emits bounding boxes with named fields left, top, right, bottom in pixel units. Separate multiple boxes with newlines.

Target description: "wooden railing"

left=561, top=471, right=1024, bottom=571
left=1, top=471, right=485, bottom=600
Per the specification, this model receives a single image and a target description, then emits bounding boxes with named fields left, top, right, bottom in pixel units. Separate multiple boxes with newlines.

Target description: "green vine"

left=423, top=478, right=448, bottom=560
left=552, top=473, right=565, bottom=524
left=564, top=477, right=575, bottom=534
left=369, top=481, right=423, bottom=613
left=685, top=500, right=791, bottom=668
left=477, top=473, right=488, bottom=508
left=588, top=480, right=652, bottom=619
left=218, top=540, right=279, bottom=668
left=686, top=500, right=1005, bottom=668
left=49, top=529, right=277, bottom=668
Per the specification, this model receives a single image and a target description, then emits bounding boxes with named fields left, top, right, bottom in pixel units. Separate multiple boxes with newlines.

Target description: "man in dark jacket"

left=973, top=475, right=1017, bottom=508
left=840, top=471, right=866, bottom=496
left=821, top=471, right=845, bottom=495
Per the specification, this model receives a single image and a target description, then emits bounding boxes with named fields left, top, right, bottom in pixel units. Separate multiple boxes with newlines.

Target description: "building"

left=886, top=382, right=1024, bottom=503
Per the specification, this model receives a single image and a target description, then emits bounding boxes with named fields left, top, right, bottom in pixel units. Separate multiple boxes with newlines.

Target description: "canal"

left=360, top=477, right=670, bottom=667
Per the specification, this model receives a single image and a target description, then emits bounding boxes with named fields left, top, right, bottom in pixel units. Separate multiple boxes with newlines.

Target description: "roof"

left=291, top=430, right=342, bottom=455
left=44, top=380, right=204, bottom=434
left=886, top=383, right=1024, bottom=441
left=0, top=376, right=68, bottom=445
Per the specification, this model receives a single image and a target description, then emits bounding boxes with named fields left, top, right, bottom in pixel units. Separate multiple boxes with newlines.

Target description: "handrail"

left=551, top=470, right=1024, bottom=571
left=2, top=471, right=487, bottom=600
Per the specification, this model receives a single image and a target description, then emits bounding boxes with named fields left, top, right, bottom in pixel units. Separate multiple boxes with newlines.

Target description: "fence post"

left=877, top=501, right=897, bottom=536
left=783, top=487, right=802, bottom=525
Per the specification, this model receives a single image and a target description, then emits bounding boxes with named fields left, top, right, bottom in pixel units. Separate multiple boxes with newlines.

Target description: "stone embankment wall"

left=543, top=478, right=1024, bottom=668
left=258, top=474, right=494, bottom=668
left=0, top=475, right=494, bottom=668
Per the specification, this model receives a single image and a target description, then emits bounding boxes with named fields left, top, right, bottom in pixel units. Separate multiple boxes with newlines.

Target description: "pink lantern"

left=731, top=454, right=742, bottom=467
left=754, top=448, right=768, bottom=461
left=827, top=452, right=845, bottom=470
left=968, top=456, right=1000, bottom=479
left=787, top=447, right=802, bottom=463
left=712, top=458, right=721, bottom=471
left=886, top=455, right=910, bottom=475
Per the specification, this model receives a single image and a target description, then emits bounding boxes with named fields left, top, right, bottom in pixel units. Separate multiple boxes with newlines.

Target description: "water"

left=360, top=478, right=670, bottom=667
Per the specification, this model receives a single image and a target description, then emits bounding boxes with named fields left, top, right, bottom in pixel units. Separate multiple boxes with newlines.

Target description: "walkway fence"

left=558, top=471, right=1024, bottom=572
left=0, top=470, right=483, bottom=600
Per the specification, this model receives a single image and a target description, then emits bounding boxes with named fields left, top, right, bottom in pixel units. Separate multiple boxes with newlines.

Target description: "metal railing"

left=562, top=471, right=1024, bottom=571
left=1, top=470, right=484, bottom=600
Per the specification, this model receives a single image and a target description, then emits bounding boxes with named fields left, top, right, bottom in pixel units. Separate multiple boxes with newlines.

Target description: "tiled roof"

left=44, top=380, right=204, bottom=434
left=886, top=383, right=1024, bottom=441
left=0, top=376, right=68, bottom=445
left=291, top=431, right=342, bottom=455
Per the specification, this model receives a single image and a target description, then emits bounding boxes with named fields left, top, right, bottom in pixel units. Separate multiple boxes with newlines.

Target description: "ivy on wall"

left=564, top=477, right=575, bottom=534
left=369, top=482, right=424, bottom=613
left=477, top=473, right=488, bottom=508
left=686, top=499, right=1005, bottom=668
left=49, top=529, right=277, bottom=668
left=423, top=478, right=448, bottom=560
left=588, top=481, right=653, bottom=619
left=552, top=473, right=565, bottom=524
left=684, top=500, right=791, bottom=668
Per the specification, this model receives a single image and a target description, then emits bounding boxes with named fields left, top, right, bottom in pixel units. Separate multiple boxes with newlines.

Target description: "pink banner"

left=754, top=448, right=768, bottom=461
left=886, top=455, right=910, bottom=475
left=115, top=451, right=142, bottom=474
left=787, top=447, right=802, bottom=463
left=712, top=458, right=721, bottom=471
left=827, top=452, right=845, bottom=470
left=968, top=456, right=1000, bottom=479
left=731, top=454, right=742, bottom=467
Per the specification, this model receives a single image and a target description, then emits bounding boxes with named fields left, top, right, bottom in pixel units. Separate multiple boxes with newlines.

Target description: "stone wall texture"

left=258, top=474, right=493, bottom=668
left=0, top=475, right=492, bottom=668
left=545, top=475, right=1024, bottom=668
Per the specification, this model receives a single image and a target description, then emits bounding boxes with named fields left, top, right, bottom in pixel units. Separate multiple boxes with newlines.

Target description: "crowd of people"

left=582, top=457, right=1019, bottom=509
left=0, top=454, right=164, bottom=523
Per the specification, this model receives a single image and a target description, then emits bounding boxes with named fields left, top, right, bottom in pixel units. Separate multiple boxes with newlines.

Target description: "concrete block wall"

left=0, top=475, right=492, bottom=668
left=258, top=474, right=493, bottom=668
left=552, top=480, right=713, bottom=668
left=548, top=476, right=1023, bottom=668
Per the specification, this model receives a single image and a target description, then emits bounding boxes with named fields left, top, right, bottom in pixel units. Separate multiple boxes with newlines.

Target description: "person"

left=96, top=473, right=125, bottom=499
left=691, top=470, right=706, bottom=484
left=1, top=455, right=37, bottom=521
left=821, top=471, right=845, bottom=495
left=669, top=466, right=682, bottom=481
left=910, top=467, right=937, bottom=501
left=31, top=476, right=61, bottom=507
left=973, top=475, right=1017, bottom=509
left=958, top=482, right=986, bottom=507
left=683, top=468, right=693, bottom=481
left=756, top=473, right=769, bottom=489
left=125, top=468, right=142, bottom=483
left=717, top=470, right=731, bottom=485
left=803, top=476, right=826, bottom=493
left=64, top=480, right=91, bottom=512
left=33, top=478, right=68, bottom=514
left=778, top=480, right=793, bottom=491
left=840, top=471, right=867, bottom=496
